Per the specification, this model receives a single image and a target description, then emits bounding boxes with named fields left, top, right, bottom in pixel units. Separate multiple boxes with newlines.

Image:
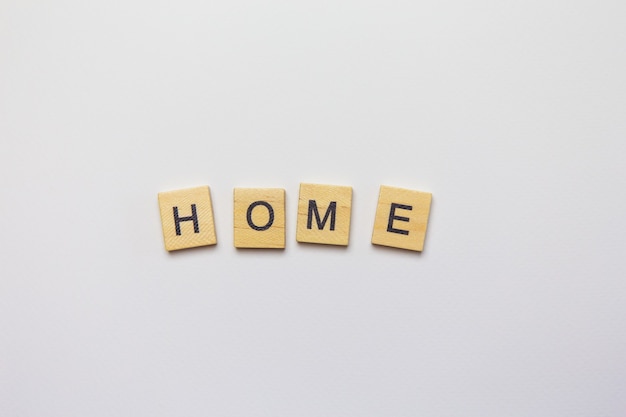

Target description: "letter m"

left=307, top=200, right=336, bottom=231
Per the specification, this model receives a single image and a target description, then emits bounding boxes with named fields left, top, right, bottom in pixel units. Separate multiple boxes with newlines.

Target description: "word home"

left=158, top=183, right=432, bottom=252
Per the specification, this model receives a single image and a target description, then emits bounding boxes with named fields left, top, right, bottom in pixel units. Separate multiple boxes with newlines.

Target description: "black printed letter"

left=246, top=201, right=274, bottom=231
left=173, top=204, right=200, bottom=235
left=387, top=203, right=412, bottom=235
left=307, top=200, right=336, bottom=230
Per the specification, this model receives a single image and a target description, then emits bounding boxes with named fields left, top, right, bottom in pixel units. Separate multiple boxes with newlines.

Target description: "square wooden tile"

left=296, top=183, right=352, bottom=246
left=234, top=188, right=285, bottom=249
left=158, top=186, right=217, bottom=251
left=371, top=185, right=432, bottom=252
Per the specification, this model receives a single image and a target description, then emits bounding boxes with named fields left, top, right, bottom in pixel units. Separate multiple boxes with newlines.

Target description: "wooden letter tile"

left=371, top=185, right=432, bottom=252
left=296, top=183, right=352, bottom=246
left=158, top=186, right=217, bottom=251
left=234, top=188, right=285, bottom=248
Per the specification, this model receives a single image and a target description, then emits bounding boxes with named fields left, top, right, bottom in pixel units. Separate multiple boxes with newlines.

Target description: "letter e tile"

left=371, top=185, right=432, bottom=252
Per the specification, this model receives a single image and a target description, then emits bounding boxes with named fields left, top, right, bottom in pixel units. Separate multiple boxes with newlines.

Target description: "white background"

left=1, top=0, right=625, bottom=416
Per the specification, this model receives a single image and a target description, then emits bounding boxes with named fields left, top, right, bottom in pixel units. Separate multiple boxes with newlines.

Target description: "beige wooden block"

left=296, top=183, right=352, bottom=246
left=158, top=186, right=217, bottom=251
left=371, top=185, right=432, bottom=252
left=234, top=188, right=285, bottom=248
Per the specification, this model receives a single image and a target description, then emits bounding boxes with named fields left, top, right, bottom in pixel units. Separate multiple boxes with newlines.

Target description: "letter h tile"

left=158, top=186, right=217, bottom=251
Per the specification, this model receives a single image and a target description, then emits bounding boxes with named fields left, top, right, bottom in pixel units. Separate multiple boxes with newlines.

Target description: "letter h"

left=173, top=204, right=200, bottom=235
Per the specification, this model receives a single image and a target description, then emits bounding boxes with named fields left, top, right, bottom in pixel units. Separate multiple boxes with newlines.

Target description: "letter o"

left=246, top=201, right=275, bottom=231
